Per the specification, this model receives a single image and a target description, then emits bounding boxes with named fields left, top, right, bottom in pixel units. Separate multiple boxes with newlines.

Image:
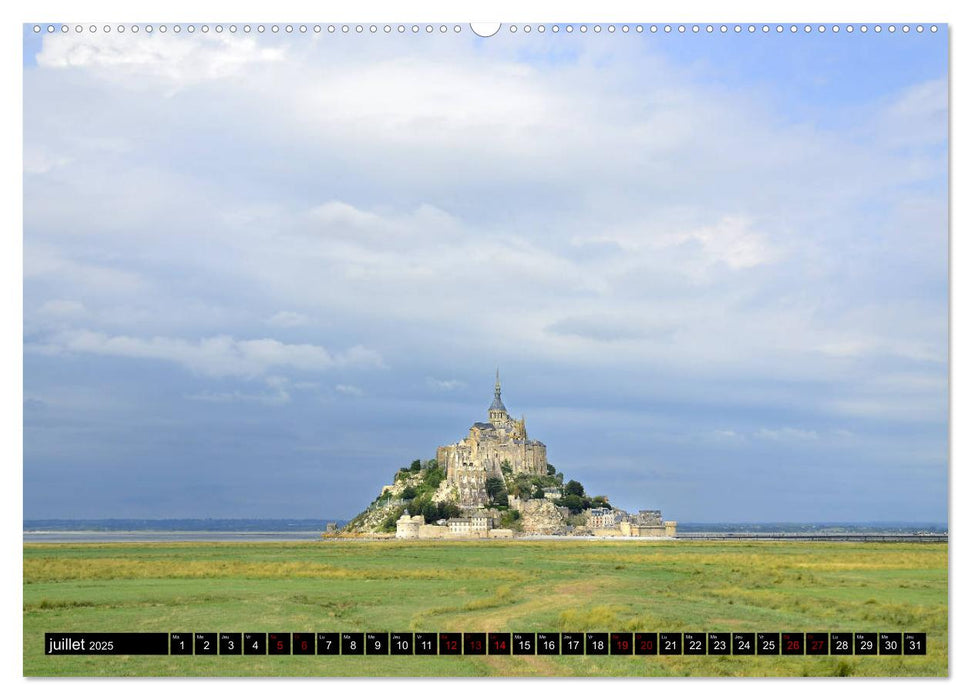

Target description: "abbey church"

left=437, top=371, right=548, bottom=507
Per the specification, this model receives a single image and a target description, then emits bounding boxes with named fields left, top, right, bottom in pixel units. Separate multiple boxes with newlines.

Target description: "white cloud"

left=545, top=315, right=673, bottom=343
left=574, top=215, right=778, bottom=284
left=36, top=329, right=384, bottom=378
left=308, top=201, right=384, bottom=229
left=183, top=375, right=321, bottom=405
left=185, top=388, right=291, bottom=406
left=335, top=384, right=364, bottom=397
left=816, top=333, right=945, bottom=364
left=676, top=216, right=778, bottom=272
left=879, top=78, right=948, bottom=148
left=25, top=246, right=143, bottom=296
left=37, top=299, right=86, bottom=318
left=35, top=33, right=284, bottom=85
left=817, top=339, right=873, bottom=358
left=22, top=31, right=947, bottom=436
left=294, top=57, right=559, bottom=150
left=426, top=378, right=466, bottom=391
left=24, top=146, right=72, bottom=175
left=266, top=311, right=312, bottom=328
left=303, top=200, right=462, bottom=249
left=755, top=427, right=820, bottom=442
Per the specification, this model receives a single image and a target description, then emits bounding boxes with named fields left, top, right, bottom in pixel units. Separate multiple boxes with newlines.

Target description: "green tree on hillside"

left=590, top=495, right=611, bottom=509
left=565, top=480, right=585, bottom=497
left=500, top=509, right=522, bottom=531
left=485, top=475, right=510, bottom=507
left=508, top=474, right=535, bottom=498
left=558, top=494, right=586, bottom=514
left=381, top=506, right=406, bottom=532
left=485, top=476, right=506, bottom=500
left=414, top=497, right=438, bottom=522
left=423, top=466, right=445, bottom=489
left=437, top=501, right=461, bottom=519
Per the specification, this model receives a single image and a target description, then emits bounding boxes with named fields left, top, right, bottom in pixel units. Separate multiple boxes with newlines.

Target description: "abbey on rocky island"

left=339, top=370, right=676, bottom=539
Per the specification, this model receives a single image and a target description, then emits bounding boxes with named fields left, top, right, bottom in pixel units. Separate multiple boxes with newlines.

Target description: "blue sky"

left=23, top=25, right=948, bottom=521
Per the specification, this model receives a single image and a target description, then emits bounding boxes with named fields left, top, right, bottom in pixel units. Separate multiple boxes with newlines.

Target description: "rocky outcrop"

left=342, top=470, right=437, bottom=534
left=519, top=498, right=567, bottom=534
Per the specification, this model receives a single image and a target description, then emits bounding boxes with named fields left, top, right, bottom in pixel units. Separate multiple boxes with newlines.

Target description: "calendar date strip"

left=46, top=631, right=927, bottom=656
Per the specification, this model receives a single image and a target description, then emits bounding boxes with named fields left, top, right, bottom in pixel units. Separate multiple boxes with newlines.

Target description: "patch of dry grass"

left=23, top=556, right=526, bottom=584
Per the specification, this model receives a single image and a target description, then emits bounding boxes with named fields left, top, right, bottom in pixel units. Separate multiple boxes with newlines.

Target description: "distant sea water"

left=23, top=519, right=346, bottom=543
left=675, top=522, right=947, bottom=534
left=23, top=519, right=946, bottom=543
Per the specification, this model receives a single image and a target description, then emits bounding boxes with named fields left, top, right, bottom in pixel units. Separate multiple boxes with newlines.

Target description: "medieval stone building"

left=436, top=371, right=548, bottom=507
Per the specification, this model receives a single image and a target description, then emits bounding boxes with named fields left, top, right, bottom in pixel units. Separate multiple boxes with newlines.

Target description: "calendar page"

left=22, top=18, right=948, bottom=679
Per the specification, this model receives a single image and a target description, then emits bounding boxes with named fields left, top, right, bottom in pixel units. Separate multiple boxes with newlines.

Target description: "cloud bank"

left=23, top=29, right=947, bottom=521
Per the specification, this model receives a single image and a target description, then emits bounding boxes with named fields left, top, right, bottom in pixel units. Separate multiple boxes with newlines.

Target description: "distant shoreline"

left=22, top=531, right=327, bottom=543
left=23, top=519, right=948, bottom=532
left=23, top=518, right=948, bottom=544
left=23, top=530, right=948, bottom=544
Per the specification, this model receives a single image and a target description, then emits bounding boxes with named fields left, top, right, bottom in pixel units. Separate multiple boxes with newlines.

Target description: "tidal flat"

left=24, top=539, right=947, bottom=677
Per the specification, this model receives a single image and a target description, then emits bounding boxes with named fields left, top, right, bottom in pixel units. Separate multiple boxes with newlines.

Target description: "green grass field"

left=23, top=539, right=947, bottom=677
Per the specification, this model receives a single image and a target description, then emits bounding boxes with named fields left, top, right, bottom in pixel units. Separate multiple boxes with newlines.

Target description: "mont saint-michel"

left=341, top=372, right=676, bottom=539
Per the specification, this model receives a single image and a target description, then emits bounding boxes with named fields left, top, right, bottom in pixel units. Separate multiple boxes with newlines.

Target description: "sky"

left=22, top=24, right=948, bottom=522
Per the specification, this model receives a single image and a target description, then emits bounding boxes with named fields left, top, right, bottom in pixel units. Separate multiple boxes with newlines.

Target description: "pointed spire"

left=489, top=367, right=507, bottom=415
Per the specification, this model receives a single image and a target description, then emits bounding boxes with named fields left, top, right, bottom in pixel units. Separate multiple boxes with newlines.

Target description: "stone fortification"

left=619, top=520, right=678, bottom=537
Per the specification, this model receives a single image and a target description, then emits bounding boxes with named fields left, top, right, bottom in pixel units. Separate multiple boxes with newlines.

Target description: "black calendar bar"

left=45, top=633, right=169, bottom=655
left=43, top=632, right=928, bottom=656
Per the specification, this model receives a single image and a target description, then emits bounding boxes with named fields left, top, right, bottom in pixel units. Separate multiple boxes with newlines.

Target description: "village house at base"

left=395, top=372, right=676, bottom=539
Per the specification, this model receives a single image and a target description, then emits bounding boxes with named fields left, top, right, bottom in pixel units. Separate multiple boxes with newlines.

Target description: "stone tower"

left=488, top=369, right=510, bottom=425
